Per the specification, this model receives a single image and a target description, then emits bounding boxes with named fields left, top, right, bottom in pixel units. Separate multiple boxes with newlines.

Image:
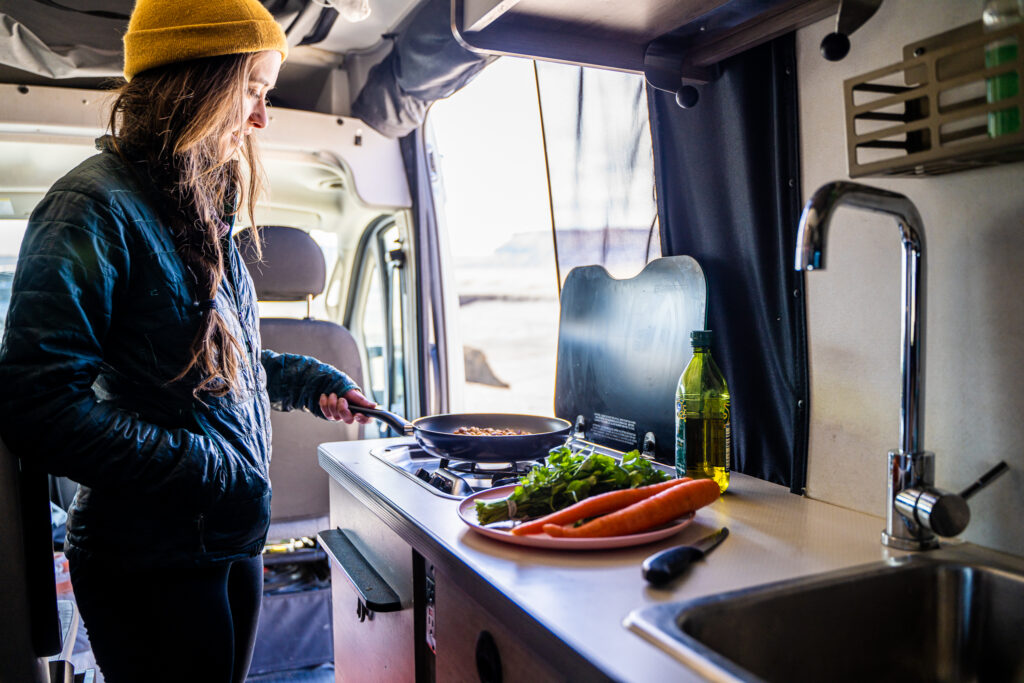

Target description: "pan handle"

left=349, top=405, right=415, bottom=436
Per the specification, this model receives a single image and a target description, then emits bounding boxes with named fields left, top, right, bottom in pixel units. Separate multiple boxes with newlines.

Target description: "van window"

left=0, top=219, right=28, bottom=338
left=533, top=61, right=659, bottom=283
left=426, top=57, right=657, bottom=416
left=427, top=57, right=559, bottom=416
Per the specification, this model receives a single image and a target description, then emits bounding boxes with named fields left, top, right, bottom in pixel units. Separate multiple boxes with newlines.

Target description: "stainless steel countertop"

left=318, top=437, right=1015, bottom=681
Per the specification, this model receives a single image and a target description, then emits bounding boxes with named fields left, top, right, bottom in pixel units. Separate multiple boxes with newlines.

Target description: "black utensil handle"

left=348, top=405, right=415, bottom=435
left=642, top=546, right=705, bottom=586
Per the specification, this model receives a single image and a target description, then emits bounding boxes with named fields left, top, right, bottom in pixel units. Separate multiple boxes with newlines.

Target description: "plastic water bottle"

left=53, top=552, right=72, bottom=595
left=675, top=330, right=731, bottom=493
left=983, top=0, right=1022, bottom=137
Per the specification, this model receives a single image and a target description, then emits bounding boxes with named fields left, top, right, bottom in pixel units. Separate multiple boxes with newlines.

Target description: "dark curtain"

left=648, top=34, right=808, bottom=492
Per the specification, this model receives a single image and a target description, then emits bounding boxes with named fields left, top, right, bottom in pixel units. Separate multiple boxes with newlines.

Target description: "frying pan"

left=349, top=407, right=572, bottom=463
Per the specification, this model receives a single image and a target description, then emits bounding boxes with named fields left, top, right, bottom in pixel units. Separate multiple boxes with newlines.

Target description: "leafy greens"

left=474, top=446, right=670, bottom=525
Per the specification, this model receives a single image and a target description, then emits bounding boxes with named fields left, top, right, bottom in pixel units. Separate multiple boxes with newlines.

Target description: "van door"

left=344, top=215, right=414, bottom=435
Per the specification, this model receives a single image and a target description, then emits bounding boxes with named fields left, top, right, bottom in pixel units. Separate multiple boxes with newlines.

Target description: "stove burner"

left=441, top=458, right=539, bottom=477
left=369, top=442, right=556, bottom=499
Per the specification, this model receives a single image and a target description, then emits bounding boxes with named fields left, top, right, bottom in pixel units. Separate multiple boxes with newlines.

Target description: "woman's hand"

left=319, top=389, right=375, bottom=424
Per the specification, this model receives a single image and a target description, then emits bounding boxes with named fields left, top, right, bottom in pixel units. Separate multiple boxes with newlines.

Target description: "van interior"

left=1, top=0, right=1022, bottom=681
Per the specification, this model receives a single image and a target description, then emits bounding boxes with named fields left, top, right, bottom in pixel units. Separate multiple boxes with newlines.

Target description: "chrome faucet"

left=795, top=181, right=927, bottom=458
left=796, top=181, right=1009, bottom=549
left=795, top=181, right=933, bottom=549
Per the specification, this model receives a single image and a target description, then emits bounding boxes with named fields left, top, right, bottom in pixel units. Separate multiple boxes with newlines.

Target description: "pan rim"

left=411, top=412, right=572, bottom=438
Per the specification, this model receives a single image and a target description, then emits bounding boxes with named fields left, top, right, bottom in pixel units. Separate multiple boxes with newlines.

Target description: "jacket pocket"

left=192, top=407, right=270, bottom=503
left=199, top=490, right=272, bottom=553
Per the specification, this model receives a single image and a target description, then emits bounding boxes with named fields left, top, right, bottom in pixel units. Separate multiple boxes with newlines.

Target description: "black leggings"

left=69, top=554, right=263, bottom=683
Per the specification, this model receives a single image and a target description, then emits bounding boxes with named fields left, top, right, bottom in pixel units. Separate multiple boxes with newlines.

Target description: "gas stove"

left=368, top=441, right=542, bottom=499
left=369, top=438, right=661, bottom=499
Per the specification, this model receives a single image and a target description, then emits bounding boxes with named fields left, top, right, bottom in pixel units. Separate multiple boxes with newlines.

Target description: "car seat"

left=239, top=225, right=365, bottom=543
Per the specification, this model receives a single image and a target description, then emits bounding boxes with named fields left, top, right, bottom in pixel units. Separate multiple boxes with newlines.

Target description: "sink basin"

left=626, top=556, right=1024, bottom=683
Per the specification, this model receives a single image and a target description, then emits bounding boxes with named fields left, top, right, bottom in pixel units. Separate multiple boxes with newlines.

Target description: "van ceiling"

left=0, top=0, right=423, bottom=108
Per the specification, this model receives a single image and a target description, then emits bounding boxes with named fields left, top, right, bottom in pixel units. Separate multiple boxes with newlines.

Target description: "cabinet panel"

left=453, top=0, right=836, bottom=84
left=327, top=479, right=416, bottom=682
left=434, top=569, right=566, bottom=682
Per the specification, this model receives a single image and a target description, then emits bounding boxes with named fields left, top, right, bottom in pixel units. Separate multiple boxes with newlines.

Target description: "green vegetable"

left=475, top=446, right=670, bottom=525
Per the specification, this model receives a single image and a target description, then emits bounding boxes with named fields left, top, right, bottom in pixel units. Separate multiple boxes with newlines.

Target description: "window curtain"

left=648, top=34, right=809, bottom=492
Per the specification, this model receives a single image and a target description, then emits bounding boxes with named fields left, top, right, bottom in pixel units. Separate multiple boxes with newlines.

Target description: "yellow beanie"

left=123, top=0, right=288, bottom=81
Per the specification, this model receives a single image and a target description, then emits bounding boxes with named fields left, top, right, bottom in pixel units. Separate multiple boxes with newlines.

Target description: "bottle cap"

left=690, top=330, right=713, bottom=347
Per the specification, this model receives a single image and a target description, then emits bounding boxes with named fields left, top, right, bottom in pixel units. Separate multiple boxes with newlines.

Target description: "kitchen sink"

left=625, top=555, right=1024, bottom=683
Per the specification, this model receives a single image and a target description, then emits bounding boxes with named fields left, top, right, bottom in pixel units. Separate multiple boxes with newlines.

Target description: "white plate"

left=458, top=485, right=695, bottom=550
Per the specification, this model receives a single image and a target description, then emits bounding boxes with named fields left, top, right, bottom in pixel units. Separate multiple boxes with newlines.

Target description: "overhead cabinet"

left=453, top=0, right=838, bottom=87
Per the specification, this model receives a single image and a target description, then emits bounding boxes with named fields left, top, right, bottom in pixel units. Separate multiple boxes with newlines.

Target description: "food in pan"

left=452, top=426, right=528, bottom=436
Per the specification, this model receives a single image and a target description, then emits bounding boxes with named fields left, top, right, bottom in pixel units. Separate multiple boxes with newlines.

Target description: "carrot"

left=542, top=478, right=720, bottom=538
left=510, top=478, right=690, bottom=536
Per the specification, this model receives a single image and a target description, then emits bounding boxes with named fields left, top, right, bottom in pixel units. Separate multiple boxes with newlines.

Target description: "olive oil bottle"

left=675, top=330, right=731, bottom=493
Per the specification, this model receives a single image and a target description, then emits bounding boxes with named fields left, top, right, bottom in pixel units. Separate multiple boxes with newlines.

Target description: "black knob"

left=820, top=32, right=851, bottom=61
left=927, top=494, right=970, bottom=538
left=475, top=630, right=502, bottom=683
left=675, top=85, right=700, bottom=109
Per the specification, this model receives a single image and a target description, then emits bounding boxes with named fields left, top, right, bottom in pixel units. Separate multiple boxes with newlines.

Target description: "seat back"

left=240, top=226, right=364, bottom=539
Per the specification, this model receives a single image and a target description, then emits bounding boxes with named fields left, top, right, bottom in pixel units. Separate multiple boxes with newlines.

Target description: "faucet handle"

left=959, top=461, right=1009, bottom=500
left=895, top=487, right=969, bottom=538
left=895, top=461, right=1009, bottom=538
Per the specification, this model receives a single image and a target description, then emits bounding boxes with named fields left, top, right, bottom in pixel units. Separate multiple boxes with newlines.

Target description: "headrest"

left=239, top=226, right=326, bottom=301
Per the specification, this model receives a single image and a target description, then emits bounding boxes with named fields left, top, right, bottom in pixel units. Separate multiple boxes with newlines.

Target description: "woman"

left=0, top=1, right=374, bottom=680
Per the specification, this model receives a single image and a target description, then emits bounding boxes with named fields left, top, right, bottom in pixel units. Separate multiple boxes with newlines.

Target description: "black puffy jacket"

left=0, top=139, right=358, bottom=568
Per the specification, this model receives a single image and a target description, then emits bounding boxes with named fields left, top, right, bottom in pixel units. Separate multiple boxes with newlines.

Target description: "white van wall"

left=797, top=0, right=1024, bottom=557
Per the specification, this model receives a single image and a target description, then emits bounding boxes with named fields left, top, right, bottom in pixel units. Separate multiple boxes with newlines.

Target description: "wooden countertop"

left=319, top=438, right=912, bottom=681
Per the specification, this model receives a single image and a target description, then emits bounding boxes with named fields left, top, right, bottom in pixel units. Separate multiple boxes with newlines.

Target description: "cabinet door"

left=433, top=569, right=565, bottom=682
left=327, top=479, right=416, bottom=682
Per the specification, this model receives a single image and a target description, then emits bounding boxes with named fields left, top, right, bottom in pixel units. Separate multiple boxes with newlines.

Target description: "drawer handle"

left=316, top=528, right=402, bottom=613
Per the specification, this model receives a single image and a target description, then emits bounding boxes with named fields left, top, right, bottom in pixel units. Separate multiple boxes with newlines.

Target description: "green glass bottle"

left=983, top=0, right=1022, bottom=137
left=675, top=330, right=731, bottom=493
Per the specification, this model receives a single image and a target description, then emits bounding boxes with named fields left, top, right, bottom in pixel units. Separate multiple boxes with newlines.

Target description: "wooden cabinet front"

left=433, top=568, right=566, bottom=683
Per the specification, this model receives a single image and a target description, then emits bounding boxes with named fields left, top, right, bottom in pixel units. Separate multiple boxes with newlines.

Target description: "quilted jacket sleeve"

left=0, top=189, right=218, bottom=503
left=260, top=349, right=360, bottom=416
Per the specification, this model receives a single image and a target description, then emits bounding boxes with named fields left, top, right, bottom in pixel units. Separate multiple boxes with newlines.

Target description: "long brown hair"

left=108, top=53, right=267, bottom=397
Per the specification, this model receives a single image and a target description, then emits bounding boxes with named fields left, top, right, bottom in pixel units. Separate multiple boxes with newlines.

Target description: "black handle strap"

left=317, top=528, right=402, bottom=613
